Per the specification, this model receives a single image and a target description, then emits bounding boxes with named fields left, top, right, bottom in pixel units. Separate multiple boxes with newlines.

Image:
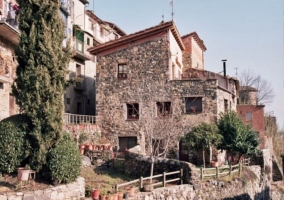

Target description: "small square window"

left=185, top=97, right=202, bottom=114
left=87, top=38, right=90, bottom=45
left=246, top=112, right=252, bottom=121
left=157, top=102, right=172, bottom=117
left=118, top=64, right=127, bottom=79
left=66, top=98, right=71, bottom=105
left=0, top=82, right=3, bottom=89
left=126, top=103, right=139, bottom=120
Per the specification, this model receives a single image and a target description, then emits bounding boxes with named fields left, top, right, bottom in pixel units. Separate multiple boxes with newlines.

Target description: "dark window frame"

left=185, top=97, right=203, bottom=114
left=126, top=103, right=139, bottom=120
left=157, top=102, right=172, bottom=117
left=118, top=64, right=127, bottom=79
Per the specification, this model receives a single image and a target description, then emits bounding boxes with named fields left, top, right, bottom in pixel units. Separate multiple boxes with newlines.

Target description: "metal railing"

left=64, top=113, right=96, bottom=124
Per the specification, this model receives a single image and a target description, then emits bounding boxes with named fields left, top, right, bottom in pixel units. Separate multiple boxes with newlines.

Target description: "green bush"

left=46, top=132, right=81, bottom=184
left=0, top=114, right=31, bottom=173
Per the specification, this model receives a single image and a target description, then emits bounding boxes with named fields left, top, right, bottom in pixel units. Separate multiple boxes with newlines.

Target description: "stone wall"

left=124, top=151, right=200, bottom=185
left=133, top=166, right=271, bottom=200
left=96, top=33, right=237, bottom=153
left=0, top=36, right=18, bottom=121
left=0, top=177, right=85, bottom=200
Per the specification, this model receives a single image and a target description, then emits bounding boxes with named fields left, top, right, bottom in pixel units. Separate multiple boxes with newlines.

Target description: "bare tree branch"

left=239, top=70, right=275, bottom=105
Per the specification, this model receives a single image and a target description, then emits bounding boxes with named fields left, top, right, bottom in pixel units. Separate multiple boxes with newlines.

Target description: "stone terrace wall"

left=124, top=151, right=200, bottom=185
left=0, top=177, right=85, bottom=200
left=133, top=166, right=271, bottom=200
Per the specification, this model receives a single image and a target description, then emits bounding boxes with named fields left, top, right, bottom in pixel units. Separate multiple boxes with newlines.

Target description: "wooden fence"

left=115, top=169, right=183, bottom=192
left=201, top=158, right=250, bottom=180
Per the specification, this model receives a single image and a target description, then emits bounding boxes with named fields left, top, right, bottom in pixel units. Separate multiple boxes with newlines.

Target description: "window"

left=0, top=83, right=3, bottom=89
left=118, top=137, right=137, bottom=152
left=246, top=112, right=252, bottom=121
left=87, top=38, right=90, bottom=45
left=76, top=64, right=81, bottom=76
left=126, top=103, right=139, bottom=120
left=185, top=97, right=202, bottom=113
left=118, top=64, right=127, bottom=79
left=157, top=102, right=172, bottom=116
left=100, top=27, right=104, bottom=37
left=224, top=99, right=228, bottom=112
left=66, top=98, right=71, bottom=105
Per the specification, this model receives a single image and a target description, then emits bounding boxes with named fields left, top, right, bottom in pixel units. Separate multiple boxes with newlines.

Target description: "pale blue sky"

left=87, top=0, right=284, bottom=129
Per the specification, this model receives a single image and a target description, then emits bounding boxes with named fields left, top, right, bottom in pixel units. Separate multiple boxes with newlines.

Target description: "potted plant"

left=92, top=188, right=100, bottom=200
left=17, top=166, right=30, bottom=181
left=190, top=106, right=196, bottom=113
left=78, top=132, right=89, bottom=148
left=99, top=189, right=107, bottom=200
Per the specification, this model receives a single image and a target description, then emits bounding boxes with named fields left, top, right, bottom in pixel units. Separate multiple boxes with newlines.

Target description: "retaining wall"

left=0, top=177, right=85, bottom=200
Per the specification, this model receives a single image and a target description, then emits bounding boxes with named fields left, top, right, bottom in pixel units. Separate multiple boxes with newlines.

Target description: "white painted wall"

left=191, top=38, right=204, bottom=70
left=168, top=30, right=183, bottom=80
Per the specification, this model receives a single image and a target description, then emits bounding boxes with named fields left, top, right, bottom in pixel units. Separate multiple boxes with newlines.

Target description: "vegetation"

left=12, top=0, right=72, bottom=172
left=0, top=115, right=31, bottom=174
left=239, top=69, right=275, bottom=105
left=182, top=122, right=223, bottom=168
left=46, top=133, right=81, bottom=184
left=217, top=111, right=260, bottom=163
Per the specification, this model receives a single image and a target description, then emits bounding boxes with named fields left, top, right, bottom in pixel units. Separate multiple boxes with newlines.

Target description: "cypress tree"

left=12, top=0, right=72, bottom=171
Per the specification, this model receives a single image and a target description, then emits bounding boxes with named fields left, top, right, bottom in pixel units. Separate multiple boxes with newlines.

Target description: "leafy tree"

left=182, top=122, right=223, bottom=168
left=12, top=0, right=72, bottom=171
left=217, top=111, right=260, bottom=163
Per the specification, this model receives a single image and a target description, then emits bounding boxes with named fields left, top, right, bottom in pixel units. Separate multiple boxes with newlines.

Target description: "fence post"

left=115, top=184, right=118, bottom=193
left=229, top=164, right=232, bottom=177
left=163, top=172, right=166, bottom=187
left=216, top=167, right=219, bottom=179
left=238, top=162, right=241, bottom=176
left=180, top=169, right=183, bottom=185
left=200, top=168, right=203, bottom=180
left=139, top=176, right=143, bottom=191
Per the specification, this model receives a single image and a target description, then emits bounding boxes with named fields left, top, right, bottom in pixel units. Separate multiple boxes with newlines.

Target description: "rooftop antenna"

left=234, top=67, right=238, bottom=78
left=170, top=0, right=174, bottom=20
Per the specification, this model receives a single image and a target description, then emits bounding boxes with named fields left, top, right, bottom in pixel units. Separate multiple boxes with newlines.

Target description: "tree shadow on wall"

left=222, top=186, right=270, bottom=200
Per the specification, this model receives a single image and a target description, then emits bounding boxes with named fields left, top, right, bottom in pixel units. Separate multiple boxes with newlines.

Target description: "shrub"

left=46, top=132, right=81, bottom=184
left=0, top=114, right=31, bottom=173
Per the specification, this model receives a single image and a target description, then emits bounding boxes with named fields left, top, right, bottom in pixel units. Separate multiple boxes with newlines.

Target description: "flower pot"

left=79, top=148, right=84, bottom=155
left=123, top=192, right=129, bottom=199
left=117, top=193, right=123, bottom=200
left=106, top=195, right=113, bottom=200
left=86, top=144, right=93, bottom=150
left=128, top=187, right=135, bottom=197
left=17, top=168, right=30, bottom=181
left=112, top=193, right=118, bottom=200
left=99, top=194, right=106, bottom=200
left=79, top=144, right=85, bottom=149
left=211, top=161, right=219, bottom=167
left=92, top=189, right=100, bottom=200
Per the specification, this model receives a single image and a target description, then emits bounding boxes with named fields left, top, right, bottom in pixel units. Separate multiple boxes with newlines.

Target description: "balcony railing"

left=64, top=113, right=96, bottom=125
left=171, top=70, right=235, bottom=93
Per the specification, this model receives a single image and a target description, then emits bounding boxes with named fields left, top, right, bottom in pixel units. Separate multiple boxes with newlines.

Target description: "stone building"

left=89, top=21, right=239, bottom=156
left=0, top=0, right=20, bottom=120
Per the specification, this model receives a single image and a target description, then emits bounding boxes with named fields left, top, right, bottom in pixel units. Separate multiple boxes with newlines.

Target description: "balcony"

left=172, top=69, right=236, bottom=93
left=0, top=21, right=19, bottom=45
left=73, top=37, right=92, bottom=61
left=64, top=113, right=96, bottom=125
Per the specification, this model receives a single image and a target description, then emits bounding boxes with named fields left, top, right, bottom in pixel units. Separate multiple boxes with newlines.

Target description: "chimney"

left=222, top=59, right=227, bottom=77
